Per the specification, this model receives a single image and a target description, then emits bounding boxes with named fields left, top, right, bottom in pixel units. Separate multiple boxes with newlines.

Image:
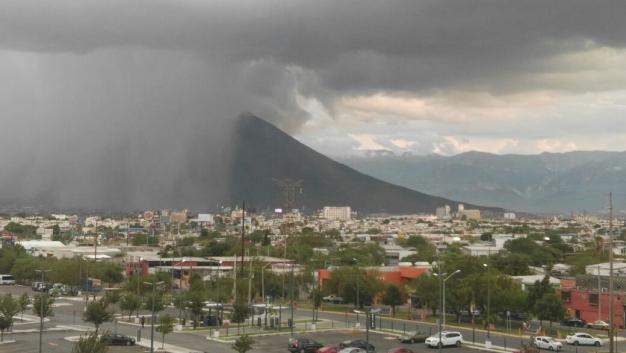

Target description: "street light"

left=483, top=262, right=491, bottom=342
left=143, top=281, right=164, bottom=353
left=261, top=263, right=272, bottom=328
left=352, top=258, right=360, bottom=310
left=35, top=269, right=51, bottom=353
left=434, top=269, right=461, bottom=328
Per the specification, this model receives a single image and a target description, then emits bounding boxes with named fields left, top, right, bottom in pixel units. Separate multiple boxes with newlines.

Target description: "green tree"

left=323, top=267, right=384, bottom=308
left=382, top=284, right=404, bottom=317
left=230, top=301, right=250, bottom=324
left=0, top=294, right=20, bottom=342
left=32, top=293, right=54, bottom=319
left=527, top=276, right=553, bottom=314
left=156, top=314, right=175, bottom=349
left=83, top=299, right=113, bottom=333
left=187, top=290, right=206, bottom=329
left=18, top=293, right=30, bottom=319
left=119, top=293, right=140, bottom=320
left=409, top=274, right=439, bottom=315
left=310, top=287, right=323, bottom=321
left=534, top=293, right=566, bottom=327
left=232, top=334, right=255, bottom=353
left=71, top=330, right=109, bottom=353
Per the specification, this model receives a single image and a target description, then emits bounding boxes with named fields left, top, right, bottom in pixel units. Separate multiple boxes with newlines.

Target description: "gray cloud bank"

left=1, top=0, right=625, bottom=209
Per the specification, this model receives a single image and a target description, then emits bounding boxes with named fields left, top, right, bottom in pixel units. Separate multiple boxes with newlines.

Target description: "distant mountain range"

left=229, top=114, right=501, bottom=215
left=338, top=151, right=626, bottom=213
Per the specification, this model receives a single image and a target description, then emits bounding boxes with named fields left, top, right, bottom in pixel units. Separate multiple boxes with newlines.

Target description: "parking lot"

left=249, top=329, right=474, bottom=353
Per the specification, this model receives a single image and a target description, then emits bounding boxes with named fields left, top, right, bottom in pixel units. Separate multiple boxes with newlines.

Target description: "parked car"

left=565, top=333, right=603, bottom=346
left=338, top=348, right=366, bottom=353
left=398, top=331, right=429, bottom=343
left=322, top=295, right=344, bottom=304
left=339, top=339, right=375, bottom=352
left=387, top=348, right=416, bottom=353
left=561, top=318, right=586, bottom=327
left=31, top=282, right=52, bottom=292
left=533, top=336, right=562, bottom=351
left=103, top=333, right=135, bottom=346
left=586, top=320, right=610, bottom=330
left=317, top=346, right=339, bottom=353
left=288, top=337, right=324, bottom=353
left=424, top=331, right=463, bottom=348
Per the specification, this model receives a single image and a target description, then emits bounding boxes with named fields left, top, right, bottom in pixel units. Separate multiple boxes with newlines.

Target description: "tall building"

left=435, top=205, right=451, bottom=219
left=321, top=206, right=352, bottom=221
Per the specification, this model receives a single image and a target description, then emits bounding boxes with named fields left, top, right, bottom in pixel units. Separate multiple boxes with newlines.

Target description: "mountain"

left=339, top=151, right=626, bottom=213
left=228, top=114, right=500, bottom=214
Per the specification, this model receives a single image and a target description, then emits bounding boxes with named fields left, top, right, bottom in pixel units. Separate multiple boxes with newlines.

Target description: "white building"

left=585, top=262, right=626, bottom=277
left=435, top=205, right=451, bottom=219
left=322, top=206, right=352, bottom=221
left=504, top=212, right=517, bottom=220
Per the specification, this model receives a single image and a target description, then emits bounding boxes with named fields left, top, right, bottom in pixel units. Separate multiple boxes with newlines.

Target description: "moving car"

left=533, top=336, right=562, bottom=351
left=322, top=295, right=344, bottom=304
left=387, top=348, right=416, bottom=353
left=565, top=333, right=602, bottom=346
left=424, top=331, right=463, bottom=348
left=103, top=333, right=135, bottom=346
left=398, top=331, right=429, bottom=343
left=339, top=339, right=375, bottom=352
left=317, top=346, right=339, bottom=353
left=288, top=337, right=324, bottom=353
left=561, top=318, right=586, bottom=327
left=587, top=320, right=610, bottom=330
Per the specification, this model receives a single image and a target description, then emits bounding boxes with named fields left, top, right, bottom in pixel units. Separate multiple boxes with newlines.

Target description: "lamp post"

left=35, top=269, right=51, bottom=353
left=435, top=269, right=461, bottom=328
left=483, top=262, right=491, bottom=342
left=144, top=281, right=164, bottom=353
left=261, top=263, right=271, bottom=328
left=352, top=258, right=360, bottom=310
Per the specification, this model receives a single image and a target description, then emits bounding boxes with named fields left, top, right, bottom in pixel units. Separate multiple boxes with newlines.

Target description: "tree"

left=32, top=293, right=54, bottom=319
left=72, top=330, right=109, bottom=353
left=156, top=314, right=175, bottom=348
left=83, top=299, right=113, bottom=333
left=534, top=293, right=565, bottom=327
left=230, top=301, right=250, bottom=324
left=119, top=293, right=140, bottom=320
left=232, top=334, right=255, bottom=353
left=409, top=274, right=439, bottom=315
left=187, top=290, right=206, bottom=329
left=0, top=294, right=20, bottom=342
left=18, top=293, right=30, bottom=319
left=527, top=276, right=554, bottom=314
left=323, top=267, right=384, bottom=308
left=382, top=284, right=404, bottom=317
left=310, top=288, right=323, bottom=321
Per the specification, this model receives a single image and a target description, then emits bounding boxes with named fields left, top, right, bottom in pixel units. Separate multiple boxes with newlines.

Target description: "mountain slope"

left=340, top=151, right=626, bottom=213
left=229, top=114, right=500, bottom=214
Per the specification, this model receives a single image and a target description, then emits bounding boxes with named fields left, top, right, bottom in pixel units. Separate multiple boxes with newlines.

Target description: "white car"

left=565, top=333, right=603, bottom=346
left=424, top=331, right=463, bottom=348
left=338, top=348, right=366, bottom=353
left=534, top=336, right=562, bottom=351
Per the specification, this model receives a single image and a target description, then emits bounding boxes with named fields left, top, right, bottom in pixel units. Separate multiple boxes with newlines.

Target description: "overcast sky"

left=2, top=0, right=626, bottom=158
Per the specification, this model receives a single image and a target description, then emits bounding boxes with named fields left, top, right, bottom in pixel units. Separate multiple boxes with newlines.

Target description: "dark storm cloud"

left=1, top=0, right=625, bottom=210
left=2, top=0, right=626, bottom=98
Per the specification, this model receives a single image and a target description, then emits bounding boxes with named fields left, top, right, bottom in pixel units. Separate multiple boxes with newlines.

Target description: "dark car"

left=398, top=331, right=429, bottom=344
left=339, top=339, right=375, bottom=352
left=104, top=333, right=135, bottom=346
left=562, top=318, right=586, bottom=327
left=288, top=337, right=324, bottom=353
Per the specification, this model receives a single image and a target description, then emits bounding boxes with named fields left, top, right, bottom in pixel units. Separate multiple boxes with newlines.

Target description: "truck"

left=322, top=294, right=344, bottom=304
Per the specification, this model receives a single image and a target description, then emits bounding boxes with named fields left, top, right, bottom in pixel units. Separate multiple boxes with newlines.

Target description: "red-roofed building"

left=316, top=265, right=428, bottom=288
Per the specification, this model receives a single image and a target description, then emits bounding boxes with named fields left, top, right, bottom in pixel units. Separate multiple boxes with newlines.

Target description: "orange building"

left=316, top=266, right=428, bottom=288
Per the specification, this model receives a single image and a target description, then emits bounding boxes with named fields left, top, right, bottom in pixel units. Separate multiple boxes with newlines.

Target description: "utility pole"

left=35, top=269, right=51, bottom=353
left=608, top=192, right=615, bottom=353
left=240, top=202, right=246, bottom=276
left=289, top=263, right=295, bottom=336
left=144, top=281, right=163, bottom=353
